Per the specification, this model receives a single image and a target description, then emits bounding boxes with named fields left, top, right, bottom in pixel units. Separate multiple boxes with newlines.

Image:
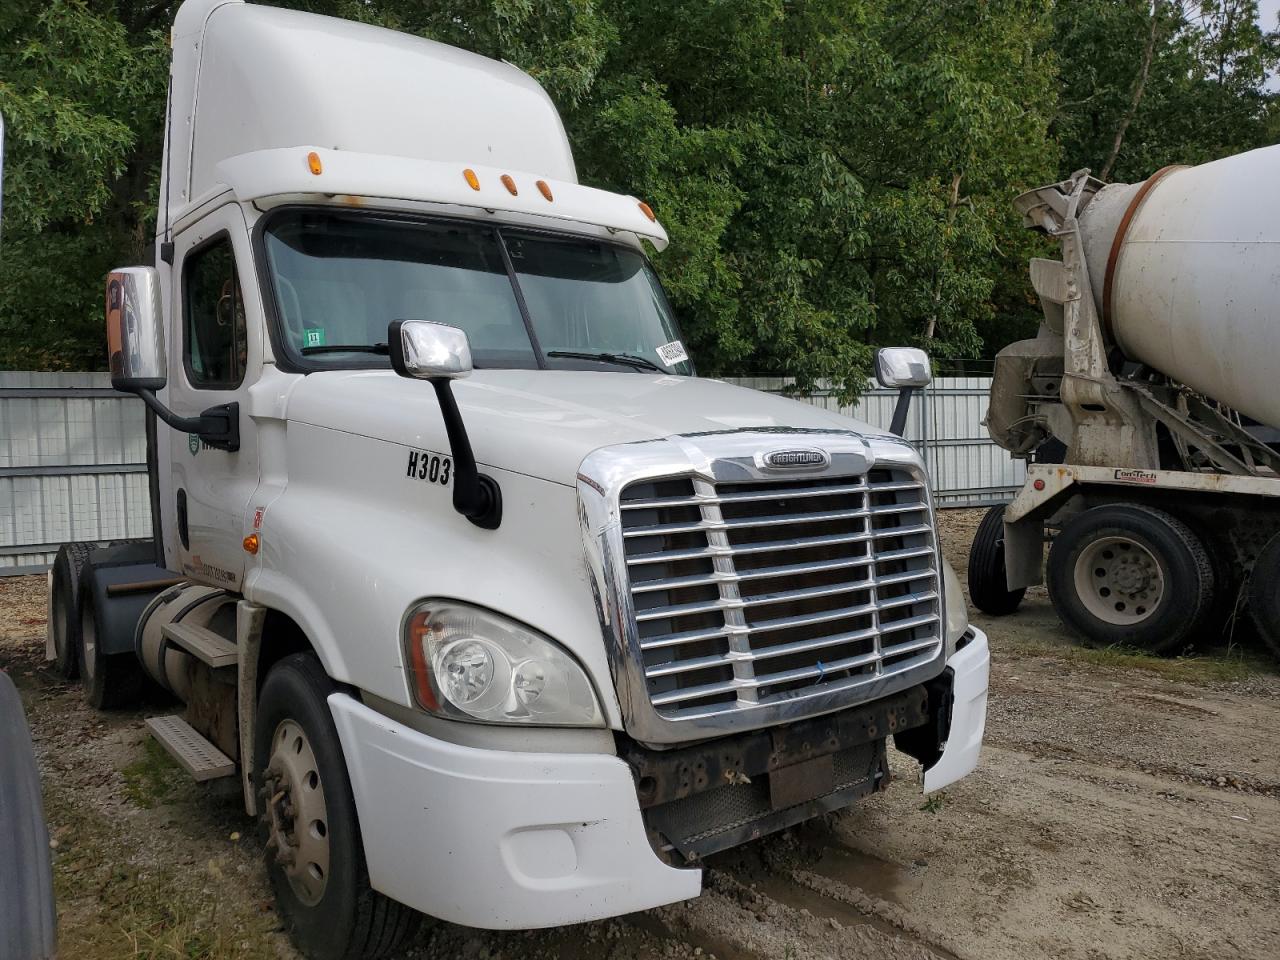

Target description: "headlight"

left=942, top=560, right=968, bottom=656
left=403, top=601, right=605, bottom=727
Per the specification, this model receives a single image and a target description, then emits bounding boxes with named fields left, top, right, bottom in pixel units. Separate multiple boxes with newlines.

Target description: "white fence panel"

left=0, top=372, right=151, bottom=574
left=1, top=371, right=1018, bottom=575
left=723, top=376, right=1023, bottom=506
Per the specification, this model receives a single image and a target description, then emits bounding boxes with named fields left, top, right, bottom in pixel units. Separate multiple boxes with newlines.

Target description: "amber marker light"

left=242, top=533, right=260, bottom=555
left=638, top=201, right=656, bottom=222
left=405, top=610, right=441, bottom=711
left=306, top=151, right=323, bottom=175
left=536, top=179, right=554, bottom=201
left=463, top=168, right=481, bottom=191
left=500, top=174, right=518, bottom=196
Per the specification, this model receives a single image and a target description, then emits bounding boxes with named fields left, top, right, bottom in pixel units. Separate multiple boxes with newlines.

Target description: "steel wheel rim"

left=263, top=719, right=330, bottom=906
left=1073, top=535, right=1165, bottom=626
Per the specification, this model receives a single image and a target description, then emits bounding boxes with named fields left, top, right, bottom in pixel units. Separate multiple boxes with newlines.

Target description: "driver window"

left=184, top=236, right=247, bottom=389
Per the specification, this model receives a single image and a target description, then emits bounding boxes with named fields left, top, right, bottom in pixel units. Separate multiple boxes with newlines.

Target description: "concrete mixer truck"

left=969, top=147, right=1280, bottom=659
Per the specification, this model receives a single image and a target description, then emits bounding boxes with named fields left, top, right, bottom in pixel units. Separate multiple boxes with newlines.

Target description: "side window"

left=184, top=237, right=247, bottom=389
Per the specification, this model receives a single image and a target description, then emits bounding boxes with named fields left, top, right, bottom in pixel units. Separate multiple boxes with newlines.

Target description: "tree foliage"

left=0, top=1, right=1276, bottom=391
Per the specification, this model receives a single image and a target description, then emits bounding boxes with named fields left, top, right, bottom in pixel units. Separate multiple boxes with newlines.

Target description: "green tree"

left=0, top=0, right=1275, bottom=387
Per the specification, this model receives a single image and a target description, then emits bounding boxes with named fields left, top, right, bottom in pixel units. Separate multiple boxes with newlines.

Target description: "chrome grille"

left=620, top=469, right=941, bottom=722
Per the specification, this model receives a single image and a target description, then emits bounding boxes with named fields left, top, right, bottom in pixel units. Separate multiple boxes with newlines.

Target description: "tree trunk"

left=924, top=171, right=964, bottom=342
left=1101, top=0, right=1161, bottom=182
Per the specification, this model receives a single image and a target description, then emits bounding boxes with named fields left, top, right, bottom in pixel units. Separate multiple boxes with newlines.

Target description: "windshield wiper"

left=546, top=350, right=664, bottom=373
left=301, top=342, right=389, bottom=355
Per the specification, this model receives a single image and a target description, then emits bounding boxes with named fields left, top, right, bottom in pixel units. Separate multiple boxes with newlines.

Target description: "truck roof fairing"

left=213, top=149, right=669, bottom=250
left=167, top=0, right=576, bottom=227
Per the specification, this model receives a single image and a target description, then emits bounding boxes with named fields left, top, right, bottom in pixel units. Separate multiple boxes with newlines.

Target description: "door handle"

left=176, top=488, right=189, bottom=550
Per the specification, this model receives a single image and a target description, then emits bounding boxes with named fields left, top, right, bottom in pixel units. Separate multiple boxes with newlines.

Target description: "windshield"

left=261, top=210, right=693, bottom=375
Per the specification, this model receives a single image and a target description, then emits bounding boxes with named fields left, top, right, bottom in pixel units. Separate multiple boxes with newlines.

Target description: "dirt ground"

left=2, top=508, right=1278, bottom=960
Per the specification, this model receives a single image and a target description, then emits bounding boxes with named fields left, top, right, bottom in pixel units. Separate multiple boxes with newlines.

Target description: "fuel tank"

left=1079, top=145, right=1280, bottom=429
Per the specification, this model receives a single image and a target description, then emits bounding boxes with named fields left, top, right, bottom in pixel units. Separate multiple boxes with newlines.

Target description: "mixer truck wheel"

left=1246, top=532, right=1280, bottom=663
left=50, top=542, right=94, bottom=680
left=967, top=504, right=1026, bottom=615
left=255, top=655, right=420, bottom=960
left=1047, top=504, right=1214, bottom=653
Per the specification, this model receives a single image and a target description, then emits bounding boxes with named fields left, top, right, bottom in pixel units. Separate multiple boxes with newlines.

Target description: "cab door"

left=166, top=204, right=261, bottom=589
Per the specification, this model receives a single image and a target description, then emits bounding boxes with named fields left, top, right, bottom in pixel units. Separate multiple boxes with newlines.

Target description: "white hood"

left=285, top=370, right=888, bottom=486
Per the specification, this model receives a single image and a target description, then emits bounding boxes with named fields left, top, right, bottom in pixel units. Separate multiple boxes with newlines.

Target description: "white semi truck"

left=970, top=146, right=1280, bottom=659
left=46, top=2, right=990, bottom=957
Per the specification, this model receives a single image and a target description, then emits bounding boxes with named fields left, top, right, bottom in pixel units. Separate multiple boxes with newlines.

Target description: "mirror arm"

left=134, top=389, right=240, bottom=452
left=889, top=386, right=913, bottom=438
left=430, top=379, right=502, bottom=529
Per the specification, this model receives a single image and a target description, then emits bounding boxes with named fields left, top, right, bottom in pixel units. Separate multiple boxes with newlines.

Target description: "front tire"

left=255, top=655, right=419, bottom=960
left=967, top=504, right=1026, bottom=615
left=1047, top=504, right=1214, bottom=653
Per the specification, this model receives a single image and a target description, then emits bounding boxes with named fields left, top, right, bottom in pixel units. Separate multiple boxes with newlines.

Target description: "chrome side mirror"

left=387, top=320, right=500, bottom=529
left=875, top=347, right=932, bottom=389
left=875, top=347, right=932, bottom=438
left=106, top=267, right=167, bottom=392
left=388, top=320, right=473, bottom=380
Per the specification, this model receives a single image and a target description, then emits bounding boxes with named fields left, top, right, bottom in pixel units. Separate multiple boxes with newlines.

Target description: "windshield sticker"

left=656, top=340, right=689, bottom=366
left=303, top=327, right=326, bottom=348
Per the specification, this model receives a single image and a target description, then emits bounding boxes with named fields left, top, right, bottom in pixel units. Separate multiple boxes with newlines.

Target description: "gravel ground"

left=2, top=510, right=1278, bottom=960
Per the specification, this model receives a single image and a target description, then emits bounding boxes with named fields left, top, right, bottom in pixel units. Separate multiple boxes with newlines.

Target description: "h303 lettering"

left=407, top=449, right=452, bottom=486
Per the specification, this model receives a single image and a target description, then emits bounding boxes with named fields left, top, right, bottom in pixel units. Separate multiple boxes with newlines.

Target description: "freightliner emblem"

left=763, top=448, right=829, bottom=469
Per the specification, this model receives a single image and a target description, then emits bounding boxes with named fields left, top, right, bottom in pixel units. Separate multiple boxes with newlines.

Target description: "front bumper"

left=328, top=693, right=699, bottom=929
left=923, top=626, right=990, bottom=793
left=327, top=626, right=988, bottom=929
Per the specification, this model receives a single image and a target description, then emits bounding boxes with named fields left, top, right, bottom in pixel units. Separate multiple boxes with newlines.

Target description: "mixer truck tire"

left=1246, top=532, right=1280, bottom=663
left=255, top=654, right=420, bottom=960
left=1047, top=504, right=1214, bottom=653
left=49, top=542, right=94, bottom=680
left=967, top=504, right=1026, bottom=615
left=76, top=566, right=144, bottom=710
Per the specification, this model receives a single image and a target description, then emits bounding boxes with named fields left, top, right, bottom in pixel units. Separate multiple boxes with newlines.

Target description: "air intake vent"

left=619, top=469, right=941, bottom=723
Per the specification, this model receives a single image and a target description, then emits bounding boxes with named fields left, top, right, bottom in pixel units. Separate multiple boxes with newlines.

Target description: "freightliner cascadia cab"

left=51, top=2, right=991, bottom=956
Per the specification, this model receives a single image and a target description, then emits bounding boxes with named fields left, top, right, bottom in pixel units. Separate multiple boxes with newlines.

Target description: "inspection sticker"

left=303, top=327, right=326, bottom=348
left=656, top=340, right=689, bottom=366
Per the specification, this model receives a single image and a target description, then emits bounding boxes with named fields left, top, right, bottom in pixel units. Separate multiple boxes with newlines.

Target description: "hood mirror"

left=388, top=320, right=501, bottom=530
left=875, top=347, right=932, bottom=389
left=875, top=347, right=932, bottom=438
left=389, top=319, right=473, bottom=380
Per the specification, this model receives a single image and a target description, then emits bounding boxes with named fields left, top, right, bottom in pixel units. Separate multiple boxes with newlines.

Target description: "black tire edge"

left=0, top=672, right=57, bottom=959
left=967, top=503, right=1026, bottom=616
left=50, top=542, right=95, bottom=681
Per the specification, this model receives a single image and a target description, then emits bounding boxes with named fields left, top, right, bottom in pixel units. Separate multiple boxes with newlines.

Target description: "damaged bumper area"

left=622, top=627, right=991, bottom=864
left=620, top=687, right=929, bottom=864
left=328, top=693, right=700, bottom=929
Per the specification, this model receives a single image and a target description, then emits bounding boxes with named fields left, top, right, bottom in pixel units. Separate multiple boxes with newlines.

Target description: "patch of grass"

left=45, top=781, right=279, bottom=960
left=999, top=633, right=1273, bottom=685
left=121, top=737, right=182, bottom=810
left=919, top=793, right=945, bottom=814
